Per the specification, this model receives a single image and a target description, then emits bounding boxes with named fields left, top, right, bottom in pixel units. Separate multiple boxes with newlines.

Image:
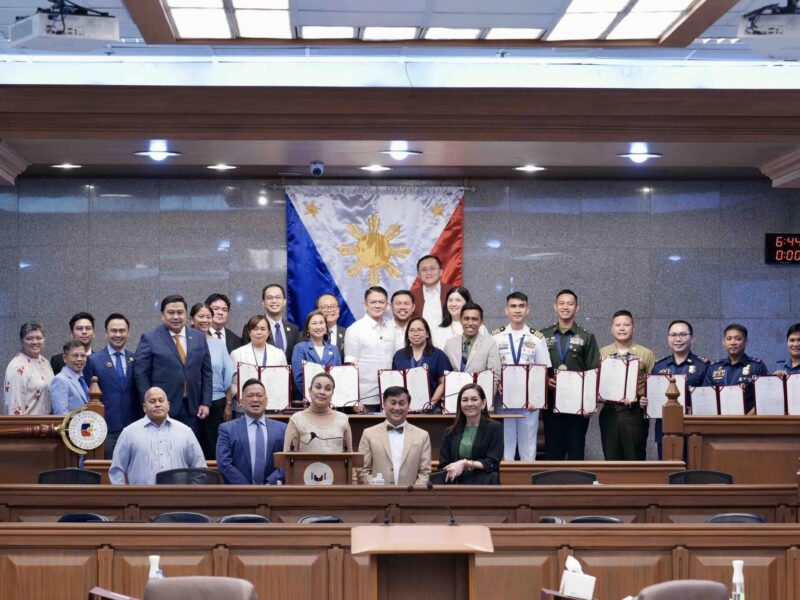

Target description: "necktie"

left=253, top=420, right=266, bottom=484
left=273, top=323, right=285, bottom=350
left=174, top=334, right=186, bottom=364
left=215, top=331, right=222, bottom=339
left=78, top=375, right=89, bottom=402
left=114, top=351, right=125, bottom=387
left=461, top=339, right=469, bottom=371
left=387, top=424, right=404, bottom=433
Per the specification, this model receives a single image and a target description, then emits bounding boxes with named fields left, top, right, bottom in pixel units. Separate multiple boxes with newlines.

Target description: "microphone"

left=301, top=431, right=348, bottom=452
left=410, top=479, right=457, bottom=526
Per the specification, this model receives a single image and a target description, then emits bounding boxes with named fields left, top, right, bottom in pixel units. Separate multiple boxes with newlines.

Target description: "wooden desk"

left=0, top=417, right=78, bottom=484
left=0, top=523, right=798, bottom=600
left=662, top=414, right=800, bottom=484
left=0, top=484, right=795, bottom=524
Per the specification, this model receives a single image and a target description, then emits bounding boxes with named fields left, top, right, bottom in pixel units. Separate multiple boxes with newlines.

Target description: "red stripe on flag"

left=410, top=196, right=464, bottom=289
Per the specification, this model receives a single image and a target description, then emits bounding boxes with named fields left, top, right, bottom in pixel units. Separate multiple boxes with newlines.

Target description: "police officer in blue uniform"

left=702, top=323, right=768, bottom=413
left=651, top=320, right=709, bottom=458
left=774, top=323, right=800, bottom=376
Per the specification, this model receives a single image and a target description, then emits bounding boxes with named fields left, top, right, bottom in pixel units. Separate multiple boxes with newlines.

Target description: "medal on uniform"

left=713, top=367, right=724, bottom=380
left=743, top=365, right=750, bottom=376
left=688, top=365, right=696, bottom=374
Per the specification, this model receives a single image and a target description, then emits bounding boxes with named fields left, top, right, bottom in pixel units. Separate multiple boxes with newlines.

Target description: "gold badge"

left=713, top=368, right=725, bottom=379
left=743, top=365, right=751, bottom=376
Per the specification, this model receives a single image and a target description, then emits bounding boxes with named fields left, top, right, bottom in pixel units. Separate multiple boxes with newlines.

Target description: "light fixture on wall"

left=134, top=140, right=181, bottom=161
left=514, top=165, right=547, bottom=173
left=207, top=163, right=237, bottom=170
left=52, top=163, right=82, bottom=169
left=379, top=141, right=422, bottom=161
left=617, top=142, right=662, bottom=164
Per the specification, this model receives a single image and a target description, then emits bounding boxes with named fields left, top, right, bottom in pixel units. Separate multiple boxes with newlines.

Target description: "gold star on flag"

left=430, top=202, right=445, bottom=218
left=337, top=213, right=411, bottom=286
left=304, top=201, right=320, bottom=218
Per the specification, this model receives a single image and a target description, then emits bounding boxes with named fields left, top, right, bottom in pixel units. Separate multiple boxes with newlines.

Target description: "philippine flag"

left=286, top=185, right=464, bottom=328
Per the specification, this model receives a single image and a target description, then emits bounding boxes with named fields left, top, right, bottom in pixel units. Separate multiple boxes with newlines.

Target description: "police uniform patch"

left=688, top=365, right=696, bottom=374
left=713, top=367, right=725, bottom=379
left=743, top=365, right=751, bottom=376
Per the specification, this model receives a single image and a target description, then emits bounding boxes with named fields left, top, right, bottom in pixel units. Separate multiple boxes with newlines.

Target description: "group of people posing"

left=3, top=254, right=799, bottom=485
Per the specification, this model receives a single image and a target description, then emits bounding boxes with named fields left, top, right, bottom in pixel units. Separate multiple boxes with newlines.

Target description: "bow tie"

left=387, top=424, right=404, bottom=433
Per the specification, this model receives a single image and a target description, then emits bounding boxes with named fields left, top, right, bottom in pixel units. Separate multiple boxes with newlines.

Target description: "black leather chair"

left=538, top=516, right=565, bottom=524
left=637, top=579, right=728, bottom=600
left=155, top=468, right=223, bottom=485
left=298, top=515, right=343, bottom=524
left=532, top=469, right=598, bottom=485
left=219, top=514, right=271, bottom=524
left=668, top=470, right=733, bottom=484
left=705, top=512, right=766, bottom=524
left=58, top=512, right=108, bottom=522
left=152, top=512, right=212, bottom=524
left=569, top=516, right=622, bottom=524
left=38, top=468, right=101, bottom=484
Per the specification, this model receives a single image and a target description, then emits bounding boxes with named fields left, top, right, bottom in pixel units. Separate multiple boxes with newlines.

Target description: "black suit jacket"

left=330, top=326, right=346, bottom=358
left=439, top=418, right=503, bottom=485
left=241, top=317, right=299, bottom=361
left=210, top=327, right=242, bottom=354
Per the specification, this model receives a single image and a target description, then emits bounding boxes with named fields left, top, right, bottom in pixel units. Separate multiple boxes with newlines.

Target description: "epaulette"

left=529, top=328, right=545, bottom=340
left=491, top=326, right=505, bottom=335
left=655, top=355, right=670, bottom=364
left=753, top=357, right=763, bottom=363
left=697, top=355, right=711, bottom=364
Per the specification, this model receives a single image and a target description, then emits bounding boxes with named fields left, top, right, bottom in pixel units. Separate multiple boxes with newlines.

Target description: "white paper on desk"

left=719, top=385, right=745, bottom=415
left=582, top=368, right=598, bottom=414
left=443, top=371, right=475, bottom=406
left=528, top=364, right=547, bottom=410
left=405, top=366, right=431, bottom=412
left=476, top=370, right=495, bottom=399
left=378, top=369, right=405, bottom=399
left=501, top=365, right=528, bottom=409
left=598, top=356, right=639, bottom=402
left=302, top=361, right=325, bottom=402
left=260, top=365, right=291, bottom=411
left=236, top=362, right=260, bottom=401
left=329, top=364, right=359, bottom=408
left=645, top=374, right=687, bottom=419
left=787, top=374, right=800, bottom=415
left=754, top=375, right=786, bottom=415
left=690, top=386, right=718, bottom=416
left=555, top=370, right=584, bottom=415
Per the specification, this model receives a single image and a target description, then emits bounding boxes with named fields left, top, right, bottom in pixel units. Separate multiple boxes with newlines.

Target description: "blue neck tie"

left=78, top=375, right=89, bottom=402
left=253, top=420, right=266, bottom=484
left=114, top=351, right=126, bottom=387
left=273, top=322, right=285, bottom=350
left=461, top=339, right=469, bottom=371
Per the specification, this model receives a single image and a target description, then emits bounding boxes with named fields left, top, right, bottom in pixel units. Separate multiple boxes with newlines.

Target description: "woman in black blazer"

left=439, top=383, right=503, bottom=485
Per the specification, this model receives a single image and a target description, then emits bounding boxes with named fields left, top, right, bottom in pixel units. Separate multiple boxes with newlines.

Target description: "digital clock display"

left=765, top=234, right=800, bottom=264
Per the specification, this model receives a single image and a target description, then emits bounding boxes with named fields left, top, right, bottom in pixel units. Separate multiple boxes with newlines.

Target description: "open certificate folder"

left=235, top=363, right=292, bottom=411
left=302, top=362, right=359, bottom=408
left=554, top=369, right=598, bottom=415
left=443, top=370, right=494, bottom=407
left=753, top=375, right=787, bottom=415
left=500, top=364, right=547, bottom=410
left=787, top=374, right=800, bottom=415
left=378, top=366, right=431, bottom=412
left=689, top=385, right=746, bottom=416
left=689, top=386, right=718, bottom=415
left=719, top=385, right=745, bottom=415
left=598, top=356, right=639, bottom=402
left=645, top=374, right=687, bottom=419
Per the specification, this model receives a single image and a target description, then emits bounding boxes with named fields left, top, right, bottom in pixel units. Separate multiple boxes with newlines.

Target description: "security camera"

left=310, top=161, right=324, bottom=177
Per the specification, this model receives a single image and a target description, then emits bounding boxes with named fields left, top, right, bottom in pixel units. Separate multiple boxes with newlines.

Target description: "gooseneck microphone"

left=407, top=481, right=458, bottom=525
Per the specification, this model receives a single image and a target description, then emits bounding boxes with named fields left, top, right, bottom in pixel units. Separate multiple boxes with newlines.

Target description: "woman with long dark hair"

left=431, top=286, right=488, bottom=350
left=439, top=383, right=502, bottom=484
left=391, top=316, right=451, bottom=412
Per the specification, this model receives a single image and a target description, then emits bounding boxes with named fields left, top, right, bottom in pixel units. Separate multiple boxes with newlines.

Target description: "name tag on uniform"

left=713, top=367, right=725, bottom=380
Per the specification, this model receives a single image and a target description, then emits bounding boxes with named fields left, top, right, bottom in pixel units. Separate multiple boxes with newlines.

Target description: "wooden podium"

left=274, top=451, right=363, bottom=485
left=352, top=525, right=494, bottom=600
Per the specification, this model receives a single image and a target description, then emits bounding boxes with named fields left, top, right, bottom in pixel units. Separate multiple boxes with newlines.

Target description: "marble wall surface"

left=1, top=177, right=799, bottom=455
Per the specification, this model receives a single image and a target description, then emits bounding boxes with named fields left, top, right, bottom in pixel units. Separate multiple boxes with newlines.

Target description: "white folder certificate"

left=329, top=364, right=360, bottom=408
left=598, top=356, right=639, bottom=402
left=753, top=375, right=786, bottom=415
left=719, top=385, right=745, bottom=416
left=645, top=374, right=687, bottom=419
left=236, top=363, right=291, bottom=411
left=787, top=374, right=800, bottom=415
left=690, top=386, right=718, bottom=416
left=378, top=366, right=431, bottom=412
left=554, top=369, right=598, bottom=415
left=443, top=370, right=494, bottom=409
left=302, top=362, right=324, bottom=402
left=501, top=364, right=547, bottom=410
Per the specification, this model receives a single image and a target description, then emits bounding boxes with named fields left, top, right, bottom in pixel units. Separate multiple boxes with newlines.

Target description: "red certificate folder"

left=302, top=362, right=360, bottom=408
left=443, top=370, right=494, bottom=410
left=378, top=365, right=431, bottom=412
left=554, top=368, right=598, bottom=416
left=598, top=356, right=639, bottom=403
left=235, top=363, right=292, bottom=411
left=753, top=375, right=787, bottom=415
left=500, top=364, right=547, bottom=410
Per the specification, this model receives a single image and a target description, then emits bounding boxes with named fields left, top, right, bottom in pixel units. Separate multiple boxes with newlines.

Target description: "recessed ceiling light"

left=424, top=28, right=481, bottom=40
left=134, top=140, right=181, bottom=161
left=51, top=163, right=82, bottom=169
left=379, top=140, right=422, bottom=161
left=301, top=26, right=355, bottom=39
left=617, top=152, right=662, bottom=163
left=485, top=28, right=544, bottom=40
left=166, top=0, right=222, bottom=7
left=258, top=195, right=268, bottom=206
left=361, top=164, right=392, bottom=172
left=236, top=9, right=292, bottom=38
left=233, top=0, right=288, bottom=8
left=567, top=0, right=628, bottom=12
left=170, top=8, right=232, bottom=39
left=547, top=12, right=617, bottom=40
left=632, top=0, right=694, bottom=11
left=207, top=163, right=237, bottom=170
left=607, top=11, right=680, bottom=39
left=362, top=26, right=417, bottom=41
left=514, top=165, right=547, bottom=173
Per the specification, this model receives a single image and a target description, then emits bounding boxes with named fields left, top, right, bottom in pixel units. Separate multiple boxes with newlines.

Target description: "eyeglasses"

left=319, top=305, right=338, bottom=311
left=668, top=332, right=691, bottom=339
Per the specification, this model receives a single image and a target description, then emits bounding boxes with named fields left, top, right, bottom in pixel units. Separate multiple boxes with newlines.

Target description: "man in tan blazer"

left=358, top=386, right=431, bottom=486
left=443, top=302, right=501, bottom=395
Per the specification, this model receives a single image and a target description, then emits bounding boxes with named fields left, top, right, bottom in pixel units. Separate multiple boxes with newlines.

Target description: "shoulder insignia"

left=491, top=326, right=505, bottom=335
left=698, top=356, right=710, bottom=364
left=753, top=357, right=763, bottom=363
left=655, top=355, right=670, bottom=364
left=529, top=328, right=545, bottom=339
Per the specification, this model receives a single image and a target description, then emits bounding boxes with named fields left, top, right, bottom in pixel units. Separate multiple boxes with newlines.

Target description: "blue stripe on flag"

left=286, top=195, right=356, bottom=329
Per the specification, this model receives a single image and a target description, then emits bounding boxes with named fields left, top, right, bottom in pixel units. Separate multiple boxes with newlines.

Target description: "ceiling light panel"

left=233, top=0, right=289, bottom=7
left=566, top=0, right=629, bottom=13
left=547, top=12, right=617, bottom=40
left=485, top=28, right=544, bottom=40
left=424, top=28, right=481, bottom=40
left=166, top=0, right=223, bottom=7
left=632, top=0, right=695, bottom=11
left=171, top=8, right=231, bottom=38
left=362, top=26, right=418, bottom=40
left=607, top=11, right=680, bottom=39
left=235, top=9, right=292, bottom=38
left=301, top=26, right=355, bottom=39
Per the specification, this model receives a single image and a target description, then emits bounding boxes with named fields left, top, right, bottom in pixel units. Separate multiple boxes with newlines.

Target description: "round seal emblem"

left=303, top=462, right=334, bottom=486
left=67, top=410, right=108, bottom=451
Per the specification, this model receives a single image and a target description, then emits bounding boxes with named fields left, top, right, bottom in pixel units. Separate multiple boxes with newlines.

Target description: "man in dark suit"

left=50, top=311, right=96, bottom=376
left=216, top=378, right=286, bottom=484
left=316, top=293, right=345, bottom=356
left=205, top=292, right=242, bottom=353
left=134, top=294, right=212, bottom=434
left=241, top=283, right=299, bottom=360
left=411, top=255, right=453, bottom=325
left=84, top=313, right=140, bottom=458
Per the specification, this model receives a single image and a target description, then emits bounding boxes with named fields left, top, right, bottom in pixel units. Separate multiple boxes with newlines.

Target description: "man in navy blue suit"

left=216, top=378, right=286, bottom=485
left=84, top=313, right=140, bottom=458
left=134, top=295, right=212, bottom=435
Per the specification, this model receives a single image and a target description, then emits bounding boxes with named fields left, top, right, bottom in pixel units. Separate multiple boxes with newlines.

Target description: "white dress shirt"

left=344, top=315, right=395, bottom=406
left=387, top=420, right=406, bottom=485
left=393, top=320, right=408, bottom=352
left=210, top=327, right=227, bottom=344
left=422, top=284, right=443, bottom=328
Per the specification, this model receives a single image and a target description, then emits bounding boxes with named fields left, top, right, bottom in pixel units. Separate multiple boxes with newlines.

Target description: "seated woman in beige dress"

left=284, top=372, right=353, bottom=452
